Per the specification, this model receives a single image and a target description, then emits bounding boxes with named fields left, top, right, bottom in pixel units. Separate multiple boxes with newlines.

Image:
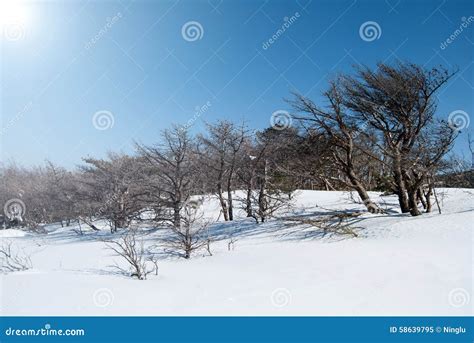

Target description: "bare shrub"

left=162, top=201, right=211, bottom=259
left=0, top=241, right=32, bottom=273
left=105, top=231, right=154, bottom=280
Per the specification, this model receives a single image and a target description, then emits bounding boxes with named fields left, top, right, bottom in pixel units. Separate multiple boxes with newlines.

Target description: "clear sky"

left=1, top=0, right=473, bottom=168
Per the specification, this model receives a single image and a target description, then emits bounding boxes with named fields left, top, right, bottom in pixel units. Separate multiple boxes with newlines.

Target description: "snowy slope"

left=0, top=189, right=472, bottom=316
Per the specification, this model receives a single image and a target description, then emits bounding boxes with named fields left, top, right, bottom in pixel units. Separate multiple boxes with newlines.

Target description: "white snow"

left=0, top=229, right=30, bottom=238
left=0, top=189, right=472, bottom=316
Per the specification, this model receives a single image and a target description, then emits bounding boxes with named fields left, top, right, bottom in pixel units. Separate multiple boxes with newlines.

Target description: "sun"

left=0, top=0, right=30, bottom=27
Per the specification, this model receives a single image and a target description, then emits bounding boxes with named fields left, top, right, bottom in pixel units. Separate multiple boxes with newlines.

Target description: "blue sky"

left=1, top=0, right=473, bottom=168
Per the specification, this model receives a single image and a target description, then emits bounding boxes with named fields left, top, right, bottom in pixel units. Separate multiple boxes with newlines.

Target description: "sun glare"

left=0, top=0, right=30, bottom=27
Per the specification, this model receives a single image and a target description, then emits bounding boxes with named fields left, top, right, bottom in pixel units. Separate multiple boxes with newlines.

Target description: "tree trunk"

left=404, top=170, right=424, bottom=216
left=417, top=188, right=427, bottom=209
left=227, top=188, right=234, bottom=221
left=245, top=171, right=255, bottom=217
left=173, top=200, right=181, bottom=229
left=245, top=184, right=253, bottom=217
left=424, top=185, right=433, bottom=213
left=114, top=216, right=126, bottom=231
left=392, top=153, right=410, bottom=213
left=217, top=183, right=229, bottom=221
left=227, top=163, right=235, bottom=221
left=407, top=189, right=421, bottom=216
left=347, top=170, right=380, bottom=213
left=258, top=160, right=268, bottom=222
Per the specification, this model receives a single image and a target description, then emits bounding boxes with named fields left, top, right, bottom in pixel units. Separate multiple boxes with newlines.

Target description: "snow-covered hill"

left=0, top=189, right=472, bottom=316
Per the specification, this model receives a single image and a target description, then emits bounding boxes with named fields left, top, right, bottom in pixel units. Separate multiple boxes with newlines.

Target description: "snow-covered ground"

left=0, top=189, right=472, bottom=316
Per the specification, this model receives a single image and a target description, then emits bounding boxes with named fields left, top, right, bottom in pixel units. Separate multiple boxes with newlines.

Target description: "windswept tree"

left=291, top=81, right=382, bottom=213
left=342, top=62, right=457, bottom=215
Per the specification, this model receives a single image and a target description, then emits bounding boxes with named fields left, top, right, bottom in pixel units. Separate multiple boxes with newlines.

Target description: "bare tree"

left=78, top=153, right=144, bottom=232
left=291, top=81, right=382, bottom=213
left=235, top=140, right=258, bottom=218
left=136, top=126, right=196, bottom=229
left=241, top=128, right=295, bottom=223
left=197, top=121, right=246, bottom=221
left=43, top=161, right=79, bottom=226
left=342, top=62, right=456, bottom=215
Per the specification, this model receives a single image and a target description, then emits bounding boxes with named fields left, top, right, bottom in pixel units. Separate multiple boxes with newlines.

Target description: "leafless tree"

left=136, top=126, right=197, bottom=229
left=342, top=62, right=456, bottom=215
left=241, top=128, right=295, bottom=223
left=78, top=153, right=144, bottom=232
left=291, top=81, right=382, bottom=213
left=43, top=161, right=79, bottom=226
left=197, top=121, right=246, bottom=221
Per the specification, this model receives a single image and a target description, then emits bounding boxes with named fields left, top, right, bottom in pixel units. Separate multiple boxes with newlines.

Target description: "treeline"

left=1, top=62, right=471, bottom=232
